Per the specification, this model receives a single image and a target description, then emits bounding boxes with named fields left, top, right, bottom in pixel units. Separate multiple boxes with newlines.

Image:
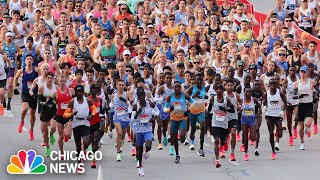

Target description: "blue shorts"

left=131, top=123, right=137, bottom=134
left=136, top=132, right=152, bottom=146
left=114, top=119, right=130, bottom=129
left=170, top=120, right=187, bottom=134
left=157, top=103, right=170, bottom=120
left=189, top=112, right=206, bottom=127
left=241, top=116, right=256, bottom=125
left=108, top=112, right=115, bottom=128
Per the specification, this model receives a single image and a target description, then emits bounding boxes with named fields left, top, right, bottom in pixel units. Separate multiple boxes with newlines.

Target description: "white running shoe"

left=143, top=151, right=149, bottom=160
left=300, top=143, right=305, bottom=150
left=189, top=144, right=195, bottom=150
left=138, top=167, right=144, bottom=176
left=108, top=131, right=113, bottom=139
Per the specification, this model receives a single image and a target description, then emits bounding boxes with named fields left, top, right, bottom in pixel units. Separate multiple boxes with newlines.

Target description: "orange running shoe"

left=0, top=105, right=4, bottom=115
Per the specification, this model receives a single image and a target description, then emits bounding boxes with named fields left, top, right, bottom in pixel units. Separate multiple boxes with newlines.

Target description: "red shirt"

left=88, top=95, right=101, bottom=125
left=56, top=88, right=72, bottom=116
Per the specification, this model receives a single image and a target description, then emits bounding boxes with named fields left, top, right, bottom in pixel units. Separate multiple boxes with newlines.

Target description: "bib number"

left=172, top=102, right=181, bottom=110
left=140, top=114, right=149, bottom=123
left=216, top=113, right=225, bottom=122
left=60, top=103, right=68, bottom=109
left=117, top=108, right=125, bottom=116
left=244, top=109, right=254, bottom=116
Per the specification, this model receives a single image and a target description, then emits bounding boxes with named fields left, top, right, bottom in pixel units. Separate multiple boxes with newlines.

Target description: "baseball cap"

left=3, top=13, right=11, bottom=18
left=237, top=60, right=245, bottom=67
left=123, top=50, right=131, bottom=56
left=293, top=44, right=300, bottom=49
left=300, top=66, right=308, bottom=72
left=91, top=17, right=98, bottom=22
left=221, top=25, right=229, bottom=31
left=249, top=64, right=257, bottom=70
left=117, top=0, right=125, bottom=5
left=75, top=84, right=84, bottom=92
left=86, top=13, right=93, bottom=19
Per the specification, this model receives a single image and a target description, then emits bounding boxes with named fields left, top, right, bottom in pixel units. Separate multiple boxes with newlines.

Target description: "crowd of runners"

left=0, top=0, right=320, bottom=176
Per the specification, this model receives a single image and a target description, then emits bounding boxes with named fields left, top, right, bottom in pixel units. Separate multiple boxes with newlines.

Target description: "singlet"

left=22, top=67, right=38, bottom=94
left=144, top=75, right=153, bottom=88
left=306, top=51, right=319, bottom=69
left=160, top=46, right=174, bottom=61
left=290, top=55, right=302, bottom=72
left=92, top=8, right=102, bottom=19
left=107, top=5, right=118, bottom=19
left=3, top=42, right=16, bottom=68
left=169, top=93, right=188, bottom=121
left=56, top=88, right=72, bottom=116
left=72, top=13, right=86, bottom=25
left=224, top=92, right=238, bottom=121
left=136, top=102, right=153, bottom=133
left=57, top=37, right=69, bottom=58
left=175, top=74, right=185, bottom=84
left=238, top=30, right=252, bottom=43
left=113, top=92, right=130, bottom=121
left=116, top=13, right=131, bottom=29
left=165, top=25, right=179, bottom=39
left=263, top=72, right=275, bottom=90
left=189, top=86, right=206, bottom=114
left=22, top=47, right=38, bottom=68
left=265, top=89, right=283, bottom=117
left=221, top=5, right=231, bottom=17
left=43, top=83, right=56, bottom=97
left=285, top=0, right=297, bottom=14
left=298, top=79, right=313, bottom=103
left=77, top=47, right=91, bottom=59
left=100, top=19, right=114, bottom=37
left=39, top=44, right=53, bottom=58
left=286, top=76, right=299, bottom=106
left=65, top=54, right=76, bottom=67
left=298, top=7, right=313, bottom=28
left=274, top=7, right=287, bottom=21
left=241, top=97, right=256, bottom=119
left=267, top=35, right=280, bottom=54
left=88, top=96, right=101, bottom=125
left=212, top=96, right=228, bottom=129
left=72, top=97, right=90, bottom=128
left=174, top=10, right=187, bottom=24
left=101, top=45, right=117, bottom=65
left=0, top=55, right=6, bottom=80
left=177, top=43, right=188, bottom=55
left=9, top=0, right=22, bottom=14
left=44, top=16, right=55, bottom=32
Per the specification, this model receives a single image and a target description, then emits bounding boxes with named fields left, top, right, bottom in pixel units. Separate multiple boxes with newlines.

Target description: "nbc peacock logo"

left=7, top=149, right=47, bottom=174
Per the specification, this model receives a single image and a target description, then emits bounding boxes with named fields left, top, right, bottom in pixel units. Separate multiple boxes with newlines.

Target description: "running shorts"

left=0, top=79, right=6, bottom=88
left=170, top=120, right=187, bottom=134
left=158, top=103, right=170, bottom=120
left=189, top=112, right=205, bottom=127
left=298, top=103, right=313, bottom=121
left=212, top=127, right=229, bottom=140
left=265, top=116, right=282, bottom=123
left=55, top=115, right=71, bottom=125
left=228, top=119, right=238, bottom=130
left=113, top=119, right=130, bottom=129
left=73, top=125, right=90, bottom=139
left=241, top=116, right=256, bottom=125
left=286, top=105, right=297, bottom=112
left=8, top=68, right=15, bottom=78
left=21, top=92, right=37, bottom=110
left=136, top=132, right=152, bottom=146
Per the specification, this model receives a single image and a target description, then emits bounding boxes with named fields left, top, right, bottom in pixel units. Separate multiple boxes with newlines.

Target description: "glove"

left=170, top=105, right=174, bottom=111
left=119, top=97, right=127, bottom=102
left=184, top=110, right=190, bottom=117
left=14, top=89, right=20, bottom=95
left=218, top=106, right=227, bottom=112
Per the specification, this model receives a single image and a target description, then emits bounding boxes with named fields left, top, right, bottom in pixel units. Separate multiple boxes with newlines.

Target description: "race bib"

left=216, top=113, right=225, bottom=122
left=60, top=103, right=68, bottom=109
left=27, top=81, right=33, bottom=89
left=140, top=114, right=149, bottom=123
left=244, top=109, right=254, bottom=116
left=288, top=5, right=296, bottom=10
left=172, top=102, right=181, bottom=110
left=117, top=107, right=125, bottom=116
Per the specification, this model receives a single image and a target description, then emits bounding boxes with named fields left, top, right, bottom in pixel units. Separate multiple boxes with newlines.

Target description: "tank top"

left=44, top=16, right=55, bottom=32
left=238, top=30, right=252, bottom=43
left=113, top=92, right=130, bottom=122
left=212, top=96, right=228, bottom=129
left=189, top=86, right=206, bottom=114
left=241, top=97, right=256, bottom=119
left=88, top=96, right=101, bottom=125
left=53, top=8, right=65, bottom=20
left=263, top=73, right=274, bottom=90
left=298, top=79, right=313, bottom=103
left=0, top=55, right=6, bottom=80
left=65, top=54, right=76, bottom=67
left=22, top=47, right=37, bottom=68
left=9, top=0, right=22, bottom=14
left=159, top=46, right=174, bottom=61
left=22, top=67, right=38, bottom=94
left=224, top=92, right=238, bottom=120
left=221, top=5, right=231, bottom=17
left=25, top=8, right=35, bottom=22
left=40, top=44, right=53, bottom=58
left=72, top=13, right=86, bottom=25
left=169, top=93, right=188, bottom=121
left=100, top=19, right=113, bottom=37
left=43, top=83, right=56, bottom=97
left=57, top=37, right=69, bottom=57
left=286, top=76, right=299, bottom=105
left=298, top=7, right=313, bottom=27
left=267, top=35, right=280, bottom=54
left=175, top=74, right=185, bottom=84
left=136, top=102, right=153, bottom=133
left=72, top=97, right=90, bottom=128
left=265, top=89, right=283, bottom=117
left=174, top=10, right=187, bottom=24
left=177, top=43, right=188, bottom=55
left=107, top=5, right=118, bottom=19
left=77, top=47, right=91, bottom=59
left=3, top=42, right=16, bottom=68
left=291, top=55, right=302, bottom=72
left=116, top=13, right=131, bottom=29
left=306, top=51, right=319, bottom=68
left=274, top=7, right=287, bottom=21
left=285, top=0, right=297, bottom=13
left=56, top=88, right=72, bottom=116
left=101, top=44, right=117, bottom=64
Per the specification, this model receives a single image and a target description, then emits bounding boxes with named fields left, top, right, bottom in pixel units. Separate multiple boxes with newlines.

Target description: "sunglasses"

left=139, top=52, right=145, bottom=55
left=162, top=41, right=169, bottom=43
left=293, top=48, right=299, bottom=51
left=269, top=82, right=276, bottom=85
left=125, top=70, right=132, bottom=72
left=143, top=38, right=149, bottom=40
left=285, top=20, right=291, bottom=22
left=193, top=62, right=200, bottom=64
left=169, top=19, right=175, bottom=21
left=279, top=53, right=286, bottom=57
left=75, top=5, right=81, bottom=7
left=121, top=8, right=127, bottom=10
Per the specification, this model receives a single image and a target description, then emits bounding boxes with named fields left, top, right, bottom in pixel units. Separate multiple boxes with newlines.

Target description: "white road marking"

left=229, top=160, right=240, bottom=166
left=3, top=110, right=14, bottom=118
left=97, top=165, right=103, bottom=180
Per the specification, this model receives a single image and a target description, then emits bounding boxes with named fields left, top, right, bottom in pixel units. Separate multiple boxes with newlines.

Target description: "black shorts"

left=73, top=125, right=90, bottom=138
left=298, top=103, right=313, bottom=121
left=21, top=93, right=37, bottom=110
left=286, top=105, right=297, bottom=112
left=228, top=119, right=238, bottom=131
left=212, top=127, right=229, bottom=141
left=90, top=122, right=100, bottom=135
left=265, top=116, right=282, bottom=123
left=0, top=79, right=6, bottom=88
left=55, top=115, right=71, bottom=125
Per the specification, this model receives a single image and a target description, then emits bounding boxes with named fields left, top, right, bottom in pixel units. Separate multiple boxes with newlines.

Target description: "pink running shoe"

left=293, top=128, right=298, bottom=139
left=313, top=124, right=318, bottom=135
left=244, top=153, right=249, bottom=161
left=272, top=153, right=276, bottom=160
left=29, top=130, right=34, bottom=141
left=289, top=136, right=294, bottom=146
left=131, top=147, right=136, bottom=156
left=216, top=160, right=221, bottom=168
left=229, top=153, right=236, bottom=161
left=223, top=142, right=229, bottom=151
left=17, top=122, right=24, bottom=133
left=240, top=144, right=245, bottom=152
left=236, top=133, right=241, bottom=142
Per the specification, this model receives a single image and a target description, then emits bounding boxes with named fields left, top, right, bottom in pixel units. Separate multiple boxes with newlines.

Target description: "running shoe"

left=293, top=127, right=298, bottom=139
left=136, top=161, right=140, bottom=168
left=116, top=153, right=121, bottom=162
left=77, top=167, right=83, bottom=174
left=0, top=105, right=4, bottom=115
left=127, top=135, right=132, bottom=142
left=177, top=133, right=180, bottom=140
left=63, top=129, right=69, bottom=142
left=300, top=143, right=305, bottom=150
left=29, top=130, right=34, bottom=141
left=216, top=160, right=221, bottom=168
left=236, top=133, right=241, bottom=142
left=91, top=160, right=96, bottom=168
left=50, top=134, right=56, bottom=145
left=250, top=140, right=255, bottom=146
left=307, top=131, right=311, bottom=138
left=189, top=144, right=195, bottom=151
left=108, top=130, right=113, bottom=139
left=219, top=146, right=225, bottom=158
left=275, top=142, right=280, bottom=151
left=314, top=124, right=318, bottom=135
left=6, top=104, right=11, bottom=111
left=229, top=153, right=236, bottom=161
left=175, top=155, right=181, bottom=164
left=240, top=144, right=245, bottom=152
left=169, top=146, right=175, bottom=156
left=157, top=143, right=163, bottom=150
left=197, top=149, right=205, bottom=157
left=223, top=142, right=229, bottom=151
left=163, top=136, right=168, bottom=146
left=167, top=135, right=171, bottom=143
left=289, top=136, right=294, bottom=146
left=254, top=149, right=260, bottom=156
left=244, top=153, right=249, bottom=161
left=41, top=143, right=47, bottom=147
left=143, top=151, right=149, bottom=160
left=46, top=148, right=51, bottom=157
left=17, top=122, right=24, bottom=133
left=131, top=147, right=136, bottom=156
left=184, top=139, right=189, bottom=146
left=138, top=166, right=144, bottom=176
left=211, top=135, right=215, bottom=143
left=271, top=153, right=276, bottom=160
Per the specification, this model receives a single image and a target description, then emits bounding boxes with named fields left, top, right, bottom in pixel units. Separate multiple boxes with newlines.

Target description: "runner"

left=263, top=78, right=287, bottom=159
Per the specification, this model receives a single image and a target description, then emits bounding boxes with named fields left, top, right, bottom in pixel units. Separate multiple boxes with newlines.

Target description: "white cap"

left=117, top=0, right=125, bottom=5
left=123, top=50, right=131, bottom=55
left=86, top=13, right=93, bottom=19
left=221, top=25, right=229, bottom=31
